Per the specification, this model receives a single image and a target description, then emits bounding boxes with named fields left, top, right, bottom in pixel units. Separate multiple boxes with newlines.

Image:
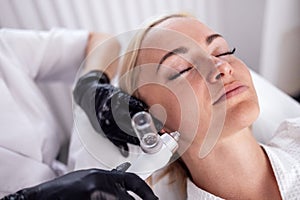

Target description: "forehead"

left=138, top=17, right=215, bottom=62
left=142, top=17, right=214, bottom=47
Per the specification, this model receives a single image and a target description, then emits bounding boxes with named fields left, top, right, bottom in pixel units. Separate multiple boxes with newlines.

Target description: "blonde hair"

left=119, top=13, right=193, bottom=95
left=119, top=13, right=195, bottom=196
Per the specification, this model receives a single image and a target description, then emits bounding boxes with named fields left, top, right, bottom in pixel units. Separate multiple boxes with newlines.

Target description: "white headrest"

left=251, top=70, right=300, bottom=143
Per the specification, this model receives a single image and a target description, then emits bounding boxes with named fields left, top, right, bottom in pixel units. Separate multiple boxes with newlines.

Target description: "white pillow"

left=251, top=70, right=300, bottom=143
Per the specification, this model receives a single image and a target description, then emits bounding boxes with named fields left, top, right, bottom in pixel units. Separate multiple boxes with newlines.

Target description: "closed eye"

left=216, top=47, right=236, bottom=57
left=168, top=66, right=193, bottom=80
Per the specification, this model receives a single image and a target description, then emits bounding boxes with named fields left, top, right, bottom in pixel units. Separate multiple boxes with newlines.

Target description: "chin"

left=224, top=99, right=260, bottom=134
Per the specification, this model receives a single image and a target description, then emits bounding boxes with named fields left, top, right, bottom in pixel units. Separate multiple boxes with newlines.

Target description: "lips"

left=213, top=82, right=248, bottom=105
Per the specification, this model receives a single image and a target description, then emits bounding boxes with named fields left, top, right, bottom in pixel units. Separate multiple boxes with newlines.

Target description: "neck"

left=182, top=128, right=281, bottom=199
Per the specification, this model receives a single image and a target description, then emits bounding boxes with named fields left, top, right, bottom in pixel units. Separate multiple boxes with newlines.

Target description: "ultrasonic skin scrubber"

left=127, top=111, right=180, bottom=180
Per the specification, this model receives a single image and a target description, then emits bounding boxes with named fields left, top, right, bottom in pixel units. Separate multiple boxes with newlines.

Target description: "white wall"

left=0, top=0, right=298, bottom=96
left=205, top=0, right=266, bottom=73
left=260, top=0, right=300, bottom=96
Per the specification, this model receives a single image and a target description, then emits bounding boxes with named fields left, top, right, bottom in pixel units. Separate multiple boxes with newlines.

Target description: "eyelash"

left=216, top=47, right=236, bottom=57
left=168, top=66, right=193, bottom=80
left=168, top=48, right=236, bottom=81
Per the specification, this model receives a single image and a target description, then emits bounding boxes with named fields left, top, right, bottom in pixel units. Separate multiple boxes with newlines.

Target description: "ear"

left=159, top=127, right=172, bottom=134
left=159, top=128, right=166, bottom=134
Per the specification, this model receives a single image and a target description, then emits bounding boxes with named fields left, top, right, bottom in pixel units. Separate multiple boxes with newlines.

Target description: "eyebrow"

left=206, top=34, right=223, bottom=45
left=157, top=46, right=188, bottom=73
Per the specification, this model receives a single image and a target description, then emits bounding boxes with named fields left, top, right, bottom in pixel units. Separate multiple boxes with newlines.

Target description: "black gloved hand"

left=1, top=168, right=158, bottom=200
left=73, top=70, right=162, bottom=157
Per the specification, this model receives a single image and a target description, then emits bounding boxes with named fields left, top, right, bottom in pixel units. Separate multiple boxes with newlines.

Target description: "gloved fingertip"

left=114, top=162, right=131, bottom=172
left=119, top=144, right=129, bottom=157
left=143, top=194, right=159, bottom=200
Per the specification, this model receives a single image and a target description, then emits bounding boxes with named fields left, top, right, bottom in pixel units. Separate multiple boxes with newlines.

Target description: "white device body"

left=127, top=132, right=179, bottom=180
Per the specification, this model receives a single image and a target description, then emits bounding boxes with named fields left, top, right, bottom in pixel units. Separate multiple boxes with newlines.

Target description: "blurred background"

left=0, top=0, right=299, bottom=100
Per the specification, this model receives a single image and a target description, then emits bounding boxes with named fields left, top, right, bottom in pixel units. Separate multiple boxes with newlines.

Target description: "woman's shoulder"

left=261, top=117, right=300, bottom=199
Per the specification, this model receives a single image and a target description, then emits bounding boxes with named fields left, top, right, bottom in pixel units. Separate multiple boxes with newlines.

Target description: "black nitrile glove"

left=1, top=168, right=158, bottom=200
left=73, top=70, right=163, bottom=157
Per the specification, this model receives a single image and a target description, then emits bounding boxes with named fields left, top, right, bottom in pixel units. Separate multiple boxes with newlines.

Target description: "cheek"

left=175, top=77, right=214, bottom=148
left=235, top=60, right=259, bottom=103
left=139, top=75, right=215, bottom=153
left=189, top=84, right=214, bottom=141
left=162, top=98, right=181, bottom=131
left=232, top=59, right=252, bottom=81
left=224, top=60, right=260, bottom=131
left=138, top=84, right=182, bottom=131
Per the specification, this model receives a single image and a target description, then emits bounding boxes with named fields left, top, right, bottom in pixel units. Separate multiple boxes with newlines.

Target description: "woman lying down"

left=117, top=13, right=300, bottom=200
left=76, top=13, right=300, bottom=199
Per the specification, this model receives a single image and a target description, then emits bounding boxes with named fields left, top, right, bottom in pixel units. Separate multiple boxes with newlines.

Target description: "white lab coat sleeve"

left=0, top=28, right=89, bottom=83
left=0, top=29, right=89, bottom=197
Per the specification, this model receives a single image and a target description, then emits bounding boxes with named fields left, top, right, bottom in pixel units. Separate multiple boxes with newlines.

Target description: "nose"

left=208, top=56, right=233, bottom=83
